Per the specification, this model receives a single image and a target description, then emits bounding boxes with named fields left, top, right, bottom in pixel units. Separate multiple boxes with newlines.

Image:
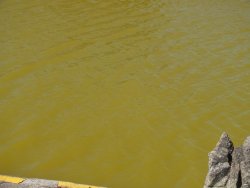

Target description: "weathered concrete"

left=204, top=133, right=250, bottom=188
left=0, top=175, right=105, bottom=188
left=21, top=179, right=58, bottom=188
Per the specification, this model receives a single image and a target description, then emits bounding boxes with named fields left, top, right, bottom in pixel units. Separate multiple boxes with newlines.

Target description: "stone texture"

left=21, top=179, right=58, bottom=188
left=241, top=137, right=250, bottom=187
left=227, top=147, right=243, bottom=188
left=204, top=133, right=250, bottom=188
left=0, top=181, right=57, bottom=188
left=0, top=183, right=28, bottom=188
left=204, top=132, right=234, bottom=187
left=0, top=178, right=58, bottom=188
left=0, top=177, right=105, bottom=188
left=0, top=176, right=105, bottom=188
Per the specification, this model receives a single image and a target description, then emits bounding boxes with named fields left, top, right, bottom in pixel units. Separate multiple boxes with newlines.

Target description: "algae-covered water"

left=0, top=1, right=250, bottom=187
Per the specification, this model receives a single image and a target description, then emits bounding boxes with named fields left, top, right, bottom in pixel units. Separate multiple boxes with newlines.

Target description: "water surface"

left=0, top=1, right=250, bottom=187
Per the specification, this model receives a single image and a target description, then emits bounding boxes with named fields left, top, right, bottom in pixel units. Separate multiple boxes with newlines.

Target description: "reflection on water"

left=0, top=0, right=250, bottom=187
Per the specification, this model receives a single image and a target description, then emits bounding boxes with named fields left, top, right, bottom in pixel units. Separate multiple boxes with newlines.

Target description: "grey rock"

left=227, top=147, right=243, bottom=188
left=204, top=132, right=234, bottom=187
left=204, top=133, right=250, bottom=188
left=241, top=137, right=250, bottom=187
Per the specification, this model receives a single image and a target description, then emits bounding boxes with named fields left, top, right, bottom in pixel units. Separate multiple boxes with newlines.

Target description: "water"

left=0, top=0, right=250, bottom=187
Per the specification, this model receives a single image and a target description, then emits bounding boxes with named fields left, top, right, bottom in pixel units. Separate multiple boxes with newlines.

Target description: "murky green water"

left=0, top=1, right=250, bottom=187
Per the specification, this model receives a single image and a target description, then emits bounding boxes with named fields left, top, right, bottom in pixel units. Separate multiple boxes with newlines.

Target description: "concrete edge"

left=0, top=175, right=106, bottom=188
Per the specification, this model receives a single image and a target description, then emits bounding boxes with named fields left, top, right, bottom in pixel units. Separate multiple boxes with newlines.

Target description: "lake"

left=0, top=0, right=250, bottom=187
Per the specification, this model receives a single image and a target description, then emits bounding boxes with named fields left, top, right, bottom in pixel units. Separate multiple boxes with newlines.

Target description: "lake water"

left=0, top=1, right=250, bottom=187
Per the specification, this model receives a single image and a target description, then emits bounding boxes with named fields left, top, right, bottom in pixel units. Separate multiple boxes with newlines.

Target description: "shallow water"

left=0, top=0, right=250, bottom=187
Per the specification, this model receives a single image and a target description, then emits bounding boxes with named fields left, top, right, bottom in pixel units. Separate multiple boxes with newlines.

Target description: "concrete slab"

left=0, top=175, right=105, bottom=188
left=21, top=178, right=58, bottom=188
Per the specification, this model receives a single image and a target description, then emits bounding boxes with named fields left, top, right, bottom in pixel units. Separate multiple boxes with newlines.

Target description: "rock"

left=204, top=133, right=250, bottom=188
left=204, top=132, right=234, bottom=187
left=227, top=147, right=243, bottom=188
left=241, top=137, right=250, bottom=187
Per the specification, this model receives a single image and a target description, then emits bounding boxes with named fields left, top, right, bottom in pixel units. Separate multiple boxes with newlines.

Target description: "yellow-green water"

left=0, top=1, right=250, bottom=187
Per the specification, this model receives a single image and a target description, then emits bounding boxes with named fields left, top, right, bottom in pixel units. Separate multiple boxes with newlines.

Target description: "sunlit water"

left=0, top=1, right=250, bottom=187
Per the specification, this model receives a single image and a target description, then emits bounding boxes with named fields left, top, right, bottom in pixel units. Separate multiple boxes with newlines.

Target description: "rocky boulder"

left=204, top=133, right=250, bottom=188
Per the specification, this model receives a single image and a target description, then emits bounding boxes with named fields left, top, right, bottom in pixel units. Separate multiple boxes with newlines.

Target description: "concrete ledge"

left=0, top=175, right=106, bottom=188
